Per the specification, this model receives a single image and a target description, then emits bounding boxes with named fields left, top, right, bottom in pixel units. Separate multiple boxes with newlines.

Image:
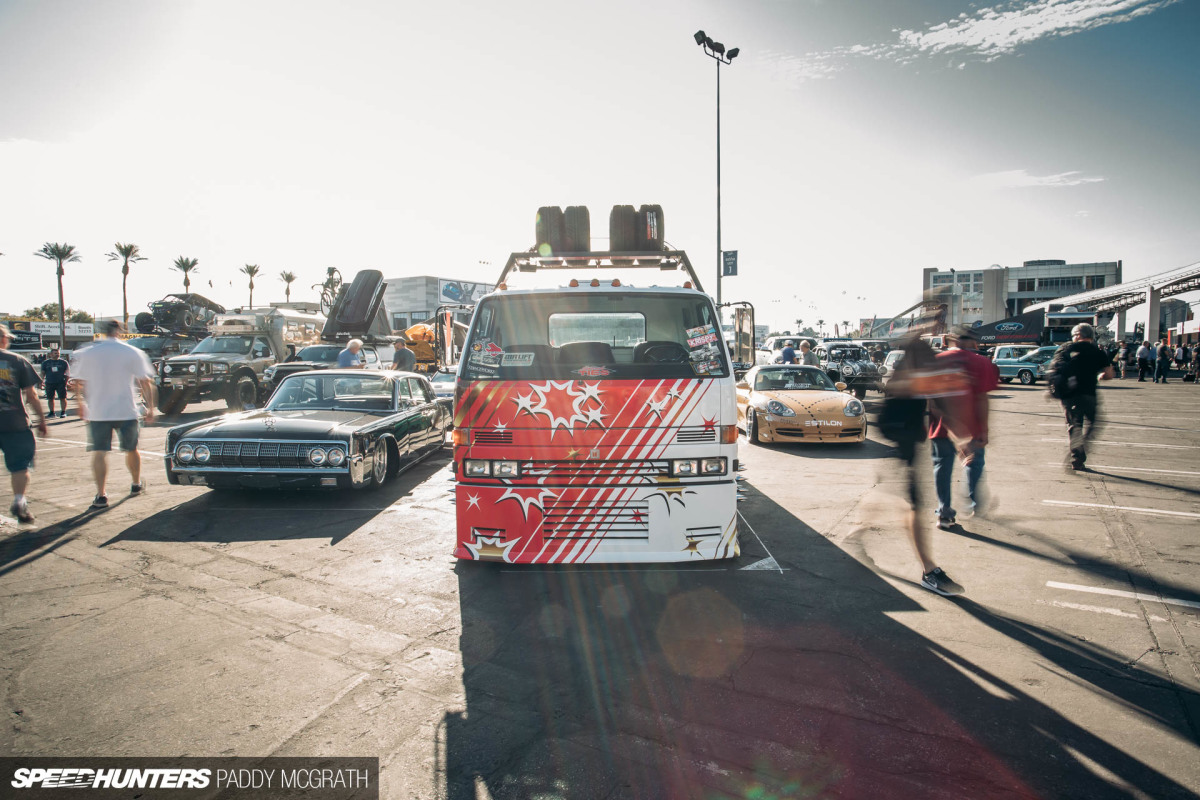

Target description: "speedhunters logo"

left=3, top=758, right=378, bottom=799
left=12, top=768, right=210, bottom=789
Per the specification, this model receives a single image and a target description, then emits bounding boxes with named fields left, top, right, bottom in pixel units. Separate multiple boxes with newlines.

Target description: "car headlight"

left=844, top=399, right=865, bottom=417
left=464, top=459, right=490, bottom=477
left=188, top=364, right=198, bottom=374
left=766, top=400, right=795, bottom=417
left=193, top=444, right=211, bottom=463
left=264, top=366, right=276, bottom=379
left=213, top=363, right=229, bottom=373
left=878, top=365, right=888, bottom=376
left=700, top=457, right=727, bottom=475
left=670, top=459, right=698, bottom=477
left=176, top=444, right=194, bottom=463
left=164, top=365, right=173, bottom=374
left=326, top=447, right=346, bottom=466
left=308, top=447, right=327, bottom=466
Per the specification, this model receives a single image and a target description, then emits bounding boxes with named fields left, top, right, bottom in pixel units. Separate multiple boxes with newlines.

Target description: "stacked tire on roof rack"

left=535, top=205, right=663, bottom=255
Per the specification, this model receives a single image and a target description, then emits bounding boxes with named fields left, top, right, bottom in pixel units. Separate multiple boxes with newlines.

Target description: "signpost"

left=722, top=250, right=738, bottom=277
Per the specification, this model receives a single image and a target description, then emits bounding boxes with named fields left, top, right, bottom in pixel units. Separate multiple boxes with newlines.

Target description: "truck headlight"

left=188, top=364, right=198, bottom=374
left=213, top=363, right=229, bottom=373
left=766, top=400, right=795, bottom=417
left=670, top=459, right=698, bottom=477
left=326, top=447, right=346, bottom=466
left=700, top=457, right=727, bottom=475
left=164, top=365, right=173, bottom=374
left=493, top=460, right=520, bottom=478
left=844, top=399, right=865, bottom=417
left=464, top=459, right=490, bottom=477
left=176, top=444, right=194, bottom=463
left=308, top=447, right=327, bottom=466
left=193, top=445, right=211, bottom=463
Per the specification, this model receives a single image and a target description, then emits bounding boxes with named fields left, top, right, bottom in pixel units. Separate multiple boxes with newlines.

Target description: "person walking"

left=72, top=320, right=157, bottom=509
left=40, top=346, right=70, bottom=418
left=392, top=343, right=416, bottom=372
left=928, top=326, right=999, bottom=527
left=880, top=333, right=965, bottom=597
left=337, top=339, right=366, bottom=369
left=1136, top=341, right=1151, bottom=381
left=798, top=340, right=820, bottom=367
left=1154, top=340, right=1171, bottom=383
left=1049, top=323, right=1115, bottom=471
left=780, top=340, right=797, bottom=364
left=1175, top=344, right=1186, bottom=371
left=0, top=325, right=49, bottom=524
left=1116, top=343, right=1127, bottom=380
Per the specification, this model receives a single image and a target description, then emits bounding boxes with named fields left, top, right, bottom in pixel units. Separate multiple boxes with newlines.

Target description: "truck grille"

left=675, top=427, right=716, bottom=443
left=543, top=502, right=650, bottom=540
left=519, top=459, right=669, bottom=482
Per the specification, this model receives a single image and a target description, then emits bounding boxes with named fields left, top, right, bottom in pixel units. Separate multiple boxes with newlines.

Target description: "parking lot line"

left=737, top=512, right=784, bottom=574
left=1043, top=500, right=1200, bottom=519
left=44, top=436, right=166, bottom=458
left=1038, top=439, right=1199, bottom=449
left=1046, top=581, right=1200, bottom=611
left=1036, top=599, right=1167, bottom=621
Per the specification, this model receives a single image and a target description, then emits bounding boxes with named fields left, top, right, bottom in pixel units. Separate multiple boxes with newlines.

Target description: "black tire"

left=854, top=387, right=867, bottom=399
left=179, top=310, right=196, bottom=329
left=747, top=408, right=762, bottom=446
left=1018, top=370, right=1034, bottom=385
left=335, top=270, right=384, bottom=327
left=369, top=440, right=390, bottom=489
left=134, top=312, right=156, bottom=334
left=227, top=375, right=258, bottom=410
left=609, top=205, right=637, bottom=252
left=564, top=206, right=590, bottom=252
left=535, top=206, right=565, bottom=256
left=157, top=387, right=189, bottom=416
left=635, top=204, right=665, bottom=251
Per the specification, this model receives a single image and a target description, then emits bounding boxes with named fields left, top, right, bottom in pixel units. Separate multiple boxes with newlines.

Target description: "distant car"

left=429, top=368, right=456, bottom=402
left=995, top=345, right=1058, bottom=384
left=165, top=370, right=451, bottom=491
left=882, top=350, right=904, bottom=382
left=755, top=336, right=816, bottom=365
left=736, top=365, right=867, bottom=445
left=990, top=345, right=1037, bottom=362
left=815, top=342, right=882, bottom=398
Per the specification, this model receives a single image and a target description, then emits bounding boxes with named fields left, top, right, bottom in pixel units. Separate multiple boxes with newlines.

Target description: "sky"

left=1, top=0, right=1198, bottom=334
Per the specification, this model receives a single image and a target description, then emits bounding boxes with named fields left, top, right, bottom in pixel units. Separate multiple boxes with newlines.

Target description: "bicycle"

left=312, top=267, right=343, bottom=316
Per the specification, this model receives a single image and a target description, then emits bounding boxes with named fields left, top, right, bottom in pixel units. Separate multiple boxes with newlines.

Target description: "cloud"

left=972, top=169, right=1107, bottom=189
left=776, top=0, right=1181, bottom=79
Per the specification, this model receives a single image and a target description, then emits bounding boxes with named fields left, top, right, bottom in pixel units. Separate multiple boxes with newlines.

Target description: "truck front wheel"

left=227, top=376, right=259, bottom=410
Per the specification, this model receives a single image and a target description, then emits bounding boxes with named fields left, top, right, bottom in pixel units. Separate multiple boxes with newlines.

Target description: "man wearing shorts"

left=40, top=346, right=70, bottom=417
left=0, top=325, right=48, bottom=524
left=72, top=320, right=157, bottom=509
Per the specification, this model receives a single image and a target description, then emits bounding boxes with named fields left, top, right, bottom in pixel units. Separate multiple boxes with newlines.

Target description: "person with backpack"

left=1048, top=324, right=1115, bottom=471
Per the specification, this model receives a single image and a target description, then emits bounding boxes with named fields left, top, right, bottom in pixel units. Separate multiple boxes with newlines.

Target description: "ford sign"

left=996, top=322, right=1024, bottom=332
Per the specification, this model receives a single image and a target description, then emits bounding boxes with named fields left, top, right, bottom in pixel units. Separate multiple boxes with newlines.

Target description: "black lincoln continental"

left=165, top=370, right=451, bottom=490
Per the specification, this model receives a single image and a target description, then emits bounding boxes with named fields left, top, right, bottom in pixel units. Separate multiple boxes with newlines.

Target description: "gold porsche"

left=736, top=365, right=868, bottom=445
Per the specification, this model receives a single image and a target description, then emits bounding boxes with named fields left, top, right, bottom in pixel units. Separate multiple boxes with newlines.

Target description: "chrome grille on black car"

left=185, top=440, right=341, bottom=470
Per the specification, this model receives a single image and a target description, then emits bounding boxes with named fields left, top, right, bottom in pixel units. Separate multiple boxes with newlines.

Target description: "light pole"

left=693, top=30, right=739, bottom=306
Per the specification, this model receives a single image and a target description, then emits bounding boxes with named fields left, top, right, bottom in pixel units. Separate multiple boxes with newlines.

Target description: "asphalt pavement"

left=1, top=379, right=1198, bottom=799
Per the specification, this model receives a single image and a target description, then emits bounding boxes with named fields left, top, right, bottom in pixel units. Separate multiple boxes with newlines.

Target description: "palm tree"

left=279, top=270, right=297, bottom=303
left=172, top=256, right=199, bottom=291
left=241, top=264, right=261, bottom=308
left=34, top=243, right=81, bottom=346
left=107, top=243, right=146, bottom=329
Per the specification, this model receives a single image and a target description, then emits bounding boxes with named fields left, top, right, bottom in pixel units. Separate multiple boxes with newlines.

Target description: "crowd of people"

left=1121, top=340, right=1199, bottom=383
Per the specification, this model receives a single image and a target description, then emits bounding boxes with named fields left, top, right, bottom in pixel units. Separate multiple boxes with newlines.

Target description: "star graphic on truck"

left=512, top=380, right=606, bottom=435
left=497, top=485, right=558, bottom=521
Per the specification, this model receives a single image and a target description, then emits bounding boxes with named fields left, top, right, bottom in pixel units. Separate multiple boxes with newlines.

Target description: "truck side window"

left=252, top=338, right=270, bottom=358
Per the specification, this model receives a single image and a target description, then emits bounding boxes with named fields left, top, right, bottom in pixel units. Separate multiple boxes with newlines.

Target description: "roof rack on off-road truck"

left=496, top=250, right=704, bottom=292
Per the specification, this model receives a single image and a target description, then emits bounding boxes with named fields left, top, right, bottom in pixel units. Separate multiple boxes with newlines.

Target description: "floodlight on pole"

left=691, top=28, right=740, bottom=307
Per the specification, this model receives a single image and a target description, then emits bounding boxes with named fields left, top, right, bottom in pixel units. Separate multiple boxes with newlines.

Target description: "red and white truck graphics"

left=452, top=285, right=740, bottom=564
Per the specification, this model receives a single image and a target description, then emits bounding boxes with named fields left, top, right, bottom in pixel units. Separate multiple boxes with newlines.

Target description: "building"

left=922, top=259, right=1123, bottom=325
left=382, top=276, right=492, bottom=332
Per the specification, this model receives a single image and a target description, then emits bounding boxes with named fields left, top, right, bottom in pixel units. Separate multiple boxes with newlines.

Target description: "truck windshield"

left=462, top=291, right=729, bottom=381
left=190, top=336, right=254, bottom=355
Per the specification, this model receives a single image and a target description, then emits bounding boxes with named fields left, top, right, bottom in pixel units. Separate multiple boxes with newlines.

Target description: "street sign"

left=722, top=250, right=738, bottom=276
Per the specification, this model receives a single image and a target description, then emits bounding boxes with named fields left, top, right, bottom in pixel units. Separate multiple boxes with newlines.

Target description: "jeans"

left=1154, top=359, right=1170, bottom=382
left=1064, top=394, right=1098, bottom=465
left=931, top=436, right=985, bottom=519
left=1137, top=359, right=1149, bottom=380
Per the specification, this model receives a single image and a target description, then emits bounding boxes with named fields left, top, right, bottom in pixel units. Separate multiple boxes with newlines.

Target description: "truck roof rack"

left=497, top=250, right=704, bottom=293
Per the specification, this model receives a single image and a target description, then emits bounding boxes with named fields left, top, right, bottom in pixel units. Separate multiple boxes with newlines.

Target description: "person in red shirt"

left=928, top=326, right=999, bottom=528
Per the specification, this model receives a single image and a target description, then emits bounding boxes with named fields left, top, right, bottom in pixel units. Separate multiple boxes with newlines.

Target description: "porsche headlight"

left=844, top=399, right=865, bottom=417
left=326, top=447, right=346, bottom=466
left=308, top=447, right=327, bottom=466
left=176, top=443, right=194, bottom=463
left=193, top=444, right=211, bottom=463
left=766, top=400, right=795, bottom=417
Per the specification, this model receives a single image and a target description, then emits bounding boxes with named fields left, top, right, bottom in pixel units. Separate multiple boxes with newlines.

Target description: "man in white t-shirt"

left=72, top=320, right=157, bottom=509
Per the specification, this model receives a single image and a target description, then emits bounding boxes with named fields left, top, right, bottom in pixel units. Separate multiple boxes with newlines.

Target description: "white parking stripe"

left=1046, top=581, right=1200, bottom=610
left=1036, top=599, right=1167, bottom=621
left=1039, top=439, right=1198, bottom=449
left=43, top=437, right=165, bottom=458
left=737, top=512, right=784, bottom=574
left=1044, top=500, right=1200, bottom=519
left=1042, top=463, right=1200, bottom=476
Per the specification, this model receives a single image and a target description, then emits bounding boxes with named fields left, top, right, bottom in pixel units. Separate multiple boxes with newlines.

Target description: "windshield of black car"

left=190, top=336, right=253, bottom=355
left=267, top=374, right=394, bottom=411
left=460, top=292, right=729, bottom=380
left=297, top=345, right=342, bottom=362
left=754, top=367, right=835, bottom=391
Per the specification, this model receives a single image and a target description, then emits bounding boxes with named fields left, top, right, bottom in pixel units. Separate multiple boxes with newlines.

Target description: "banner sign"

left=972, top=311, right=1046, bottom=344
left=721, top=251, right=738, bottom=277
left=29, top=321, right=94, bottom=337
left=438, top=279, right=493, bottom=305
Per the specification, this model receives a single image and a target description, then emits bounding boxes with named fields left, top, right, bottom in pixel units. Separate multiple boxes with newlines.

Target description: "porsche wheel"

left=747, top=408, right=763, bottom=446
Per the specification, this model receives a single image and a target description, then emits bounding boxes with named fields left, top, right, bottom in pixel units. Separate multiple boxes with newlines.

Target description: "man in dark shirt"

left=1154, top=341, right=1171, bottom=383
left=1055, top=324, right=1115, bottom=470
left=40, top=346, right=70, bottom=418
left=0, top=325, right=49, bottom=523
left=392, top=343, right=417, bottom=372
left=780, top=341, right=797, bottom=364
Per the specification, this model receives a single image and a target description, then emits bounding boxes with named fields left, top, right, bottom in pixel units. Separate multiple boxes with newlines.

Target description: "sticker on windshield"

left=692, top=361, right=710, bottom=375
left=574, top=366, right=612, bottom=377
left=686, top=324, right=716, bottom=339
left=687, top=331, right=719, bottom=349
left=470, top=352, right=500, bottom=367
left=501, top=352, right=535, bottom=367
left=690, top=343, right=719, bottom=362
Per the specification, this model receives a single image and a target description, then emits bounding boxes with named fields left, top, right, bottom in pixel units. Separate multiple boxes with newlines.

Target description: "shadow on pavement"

left=0, top=500, right=129, bottom=575
left=100, top=454, right=450, bottom=547
left=440, top=484, right=1199, bottom=798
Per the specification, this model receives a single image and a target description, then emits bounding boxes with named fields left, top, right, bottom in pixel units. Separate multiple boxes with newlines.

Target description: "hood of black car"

left=179, top=409, right=376, bottom=440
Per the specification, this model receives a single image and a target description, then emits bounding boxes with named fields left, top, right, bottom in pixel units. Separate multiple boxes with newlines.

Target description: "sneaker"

left=89, top=495, right=109, bottom=510
left=921, top=567, right=965, bottom=597
left=130, top=484, right=144, bottom=496
left=9, top=501, right=34, bottom=525
left=936, top=516, right=956, bottom=530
